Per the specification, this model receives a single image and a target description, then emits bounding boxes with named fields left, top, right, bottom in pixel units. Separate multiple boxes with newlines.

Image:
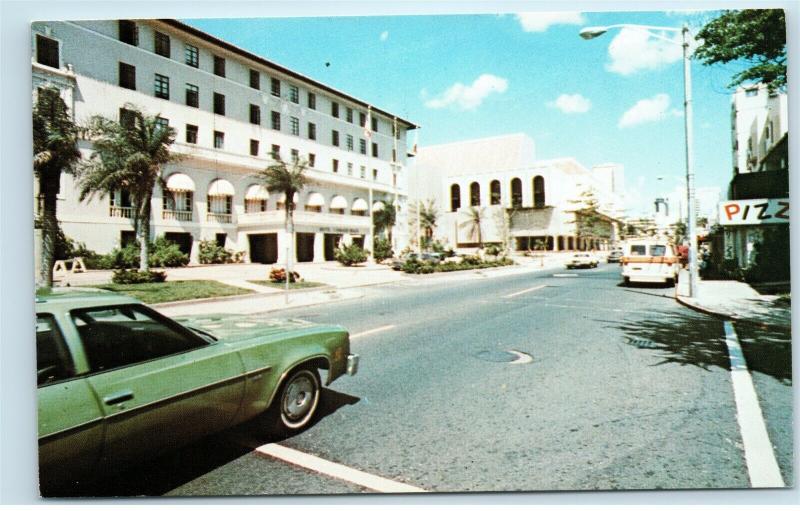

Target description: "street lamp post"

left=580, top=23, right=699, bottom=298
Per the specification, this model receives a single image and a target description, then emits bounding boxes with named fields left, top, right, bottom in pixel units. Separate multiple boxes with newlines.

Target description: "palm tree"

left=372, top=204, right=397, bottom=243
left=254, top=154, right=309, bottom=278
left=33, top=87, right=82, bottom=288
left=460, top=206, right=485, bottom=249
left=77, top=105, right=179, bottom=272
left=409, top=199, right=439, bottom=249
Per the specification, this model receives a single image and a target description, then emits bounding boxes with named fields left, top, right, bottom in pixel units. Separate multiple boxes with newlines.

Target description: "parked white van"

left=621, top=239, right=680, bottom=285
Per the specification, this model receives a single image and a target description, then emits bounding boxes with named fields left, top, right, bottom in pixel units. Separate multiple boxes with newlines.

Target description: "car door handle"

left=103, top=390, right=134, bottom=406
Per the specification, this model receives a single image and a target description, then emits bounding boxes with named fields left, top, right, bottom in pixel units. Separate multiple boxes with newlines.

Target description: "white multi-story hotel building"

left=409, top=134, right=626, bottom=252
left=32, top=19, right=418, bottom=264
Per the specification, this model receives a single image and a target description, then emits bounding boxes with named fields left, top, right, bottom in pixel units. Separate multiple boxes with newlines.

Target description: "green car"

left=36, top=288, right=359, bottom=492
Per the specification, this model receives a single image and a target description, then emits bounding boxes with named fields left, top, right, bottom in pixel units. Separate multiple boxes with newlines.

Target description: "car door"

left=70, top=304, right=246, bottom=468
left=37, top=313, right=105, bottom=491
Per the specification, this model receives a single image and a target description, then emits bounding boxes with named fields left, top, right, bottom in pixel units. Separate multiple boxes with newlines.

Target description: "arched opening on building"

left=450, top=184, right=461, bottom=212
left=207, top=179, right=234, bottom=223
left=304, top=192, right=325, bottom=213
left=329, top=195, right=347, bottom=215
left=490, top=180, right=501, bottom=205
left=533, top=175, right=545, bottom=208
left=244, top=184, right=269, bottom=213
left=510, top=178, right=522, bottom=208
left=557, top=236, right=565, bottom=251
left=470, top=182, right=480, bottom=206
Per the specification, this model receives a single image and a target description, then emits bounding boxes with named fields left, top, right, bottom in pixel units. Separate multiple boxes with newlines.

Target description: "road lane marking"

left=255, top=443, right=427, bottom=493
left=553, top=273, right=578, bottom=278
left=723, top=321, right=785, bottom=488
left=504, top=284, right=547, bottom=299
left=350, top=325, right=396, bottom=339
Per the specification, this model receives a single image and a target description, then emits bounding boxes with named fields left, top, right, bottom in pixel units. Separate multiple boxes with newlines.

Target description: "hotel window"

left=250, top=139, right=259, bottom=156
left=347, top=162, right=353, bottom=176
left=308, top=153, right=316, bottom=168
left=249, top=69, right=260, bottom=89
left=346, top=107, right=353, bottom=123
left=372, top=168, right=378, bottom=181
left=308, top=92, right=316, bottom=109
left=271, top=111, right=280, bottom=131
left=271, top=144, right=280, bottom=158
left=490, top=180, right=501, bottom=205
left=359, top=139, right=367, bottom=155
left=185, top=83, right=199, bottom=107
left=118, top=20, right=138, bottom=46
left=213, top=93, right=225, bottom=116
left=291, top=149, right=299, bottom=162
left=371, top=117, right=378, bottom=132
left=155, top=117, right=169, bottom=132
left=332, top=159, right=339, bottom=173
left=392, top=149, right=397, bottom=162
left=185, top=44, right=199, bottom=67
left=154, top=74, right=169, bottom=100
left=289, top=85, right=299, bottom=104
left=271, top=77, right=280, bottom=97
left=249, top=104, right=261, bottom=125
left=470, top=182, right=480, bottom=206
left=119, top=108, right=136, bottom=129
left=359, top=112, right=366, bottom=127
left=346, top=135, right=354, bottom=151
left=533, top=176, right=545, bottom=208
left=360, top=166, right=366, bottom=179
left=35, top=35, right=59, bottom=69
left=163, top=190, right=192, bottom=213
left=208, top=195, right=233, bottom=215
left=213, top=55, right=226, bottom=77
left=511, top=178, right=522, bottom=207
left=332, top=130, right=340, bottom=146
left=119, top=62, right=136, bottom=90
left=213, top=131, right=224, bottom=149
left=185, top=124, right=198, bottom=144
left=308, top=122, right=316, bottom=141
left=290, top=116, right=299, bottom=136
left=450, top=184, right=461, bottom=212
left=154, top=31, right=170, bottom=58
left=371, top=142, right=378, bottom=158
left=331, top=101, right=339, bottom=118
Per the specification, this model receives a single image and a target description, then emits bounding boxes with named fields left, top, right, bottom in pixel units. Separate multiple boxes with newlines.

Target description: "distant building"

left=409, top=134, right=626, bottom=252
left=32, top=19, right=417, bottom=264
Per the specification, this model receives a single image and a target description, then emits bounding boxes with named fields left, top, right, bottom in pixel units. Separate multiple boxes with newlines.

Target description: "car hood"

left=176, top=314, right=324, bottom=343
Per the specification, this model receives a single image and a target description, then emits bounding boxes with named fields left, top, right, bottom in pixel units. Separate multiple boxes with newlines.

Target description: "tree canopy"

left=694, top=9, right=787, bottom=91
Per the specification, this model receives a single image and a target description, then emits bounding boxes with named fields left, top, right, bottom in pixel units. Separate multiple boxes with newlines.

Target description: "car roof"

left=35, top=287, right=141, bottom=312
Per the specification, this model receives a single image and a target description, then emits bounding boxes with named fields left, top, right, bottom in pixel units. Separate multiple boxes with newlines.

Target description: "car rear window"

left=630, top=245, right=646, bottom=255
left=650, top=245, right=667, bottom=256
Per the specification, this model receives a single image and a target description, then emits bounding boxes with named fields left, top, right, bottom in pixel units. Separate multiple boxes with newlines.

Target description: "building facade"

left=32, top=19, right=417, bottom=264
left=409, top=134, right=625, bottom=252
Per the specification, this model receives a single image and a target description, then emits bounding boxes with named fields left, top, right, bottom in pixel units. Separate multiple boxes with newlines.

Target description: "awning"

left=208, top=179, right=235, bottom=196
left=351, top=198, right=368, bottom=212
left=330, top=195, right=348, bottom=209
left=372, top=201, right=385, bottom=212
left=165, top=173, right=195, bottom=192
left=306, top=192, right=325, bottom=207
left=277, top=192, right=299, bottom=204
left=245, top=184, right=269, bottom=200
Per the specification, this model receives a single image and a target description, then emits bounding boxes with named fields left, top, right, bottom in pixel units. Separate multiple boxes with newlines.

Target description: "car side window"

left=37, top=314, right=75, bottom=386
left=71, top=305, right=208, bottom=373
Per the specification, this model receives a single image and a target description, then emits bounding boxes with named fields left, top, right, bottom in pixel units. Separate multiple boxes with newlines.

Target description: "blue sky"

left=185, top=10, right=747, bottom=216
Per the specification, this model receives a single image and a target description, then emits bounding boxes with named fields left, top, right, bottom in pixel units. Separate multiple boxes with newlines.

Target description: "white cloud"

left=547, top=93, right=591, bottom=114
left=618, top=93, right=682, bottom=128
left=379, top=30, right=389, bottom=42
left=516, top=12, right=585, bottom=32
left=423, top=74, right=508, bottom=111
left=606, top=27, right=682, bottom=75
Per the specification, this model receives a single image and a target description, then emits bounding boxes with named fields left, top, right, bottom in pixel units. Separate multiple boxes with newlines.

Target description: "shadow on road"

left=603, top=309, right=792, bottom=384
left=44, top=389, right=361, bottom=498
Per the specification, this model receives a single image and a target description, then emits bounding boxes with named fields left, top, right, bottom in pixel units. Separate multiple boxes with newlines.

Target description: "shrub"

left=461, top=254, right=482, bottom=265
left=373, top=238, right=393, bottom=263
left=335, top=243, right=369, bottom=266
left=98, top=237, right=189, bottom=269
left=269, top=266, right=300, bottom=283
left=111, top=269, right=167, bottom=284
left=199, top=239, right=233, bottom=264
left=484, top=243, right=503, bottom=257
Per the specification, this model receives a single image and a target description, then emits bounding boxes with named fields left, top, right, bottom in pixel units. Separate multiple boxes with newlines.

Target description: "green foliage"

left=744, top=225, right=790, bottom=283
left=98, top=237, right=188, bottom=269
left=372, top=206, right=397, bottom=239
left=269, top=267, right=301, bottom=283
left=372, top=237, right=394, bottom=263
left=459, top=206, right=485, bottom=248
left=96, top=280, right=252, bottom=304
left=111, top=269, right=167, bottom=284
left=335, top=243, right=369, bottom=266
left=694, top=9, right=787, bottom=91
left=198, top=239, right=241, bottom=264
left=402, top=254, right=514, bottom=274
left=484, top=243, right=503, bottom=256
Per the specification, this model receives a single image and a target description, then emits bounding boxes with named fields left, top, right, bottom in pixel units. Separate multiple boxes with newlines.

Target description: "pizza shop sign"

left=719, top=198, right=789, bottom=226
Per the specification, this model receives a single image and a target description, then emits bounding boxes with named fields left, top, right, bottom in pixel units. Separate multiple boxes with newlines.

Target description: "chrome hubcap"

left=284, top=375, right=315, bottom=422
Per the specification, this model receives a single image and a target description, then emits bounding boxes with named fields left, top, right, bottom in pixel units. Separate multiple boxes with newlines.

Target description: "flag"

left=363, top=106, right=373, bottom=139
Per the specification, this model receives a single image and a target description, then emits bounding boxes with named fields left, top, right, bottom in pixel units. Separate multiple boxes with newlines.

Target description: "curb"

left=674, top=293, right=791, bottom=333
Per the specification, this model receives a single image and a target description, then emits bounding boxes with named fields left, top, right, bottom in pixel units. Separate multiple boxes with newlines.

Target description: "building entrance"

left=248, top=233, right=278, bottom=264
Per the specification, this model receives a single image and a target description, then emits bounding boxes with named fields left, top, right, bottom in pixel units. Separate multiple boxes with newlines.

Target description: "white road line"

left=723, top=321, right=785, bottom=488
left=553, top=273, right=578, bottom=278
left=350, top=325, right=396, bottom=339
left=256, top=443, right=427, bottom=493
left=504, top=284, right=547, bottom=299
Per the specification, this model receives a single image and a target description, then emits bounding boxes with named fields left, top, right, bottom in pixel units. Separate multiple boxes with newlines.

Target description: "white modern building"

left=32, top=19, right=418, bottom=264
left=409, top=134, right=626, bottom=252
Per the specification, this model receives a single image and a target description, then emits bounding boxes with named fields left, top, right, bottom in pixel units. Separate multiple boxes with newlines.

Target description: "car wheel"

left=623, top=277, right=630, bottom=286
left=667, top=277, right=676, bottom=287
left=270, top=367, right=321, bottom=434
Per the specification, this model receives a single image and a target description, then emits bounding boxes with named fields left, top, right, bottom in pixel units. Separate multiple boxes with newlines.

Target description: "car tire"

left=268, top=367, right=321, bottom=435
left=667, top=277, right=676, bottom=287
left=623, top=277, right=630, bottom=286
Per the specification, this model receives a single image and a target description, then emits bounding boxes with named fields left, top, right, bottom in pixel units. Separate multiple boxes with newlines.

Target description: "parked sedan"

left=607, top=250, right=624, bottom=263
left=566, top=252, right=599, bottom=269
left=36, top=288, right=358, bottom=493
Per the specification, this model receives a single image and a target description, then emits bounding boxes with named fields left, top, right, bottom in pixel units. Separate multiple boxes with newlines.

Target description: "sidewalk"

left=675, top=269, right=791, bottom=330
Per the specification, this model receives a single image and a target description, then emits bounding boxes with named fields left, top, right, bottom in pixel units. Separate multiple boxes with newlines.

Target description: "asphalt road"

left=65, top=263, right=792, bottom=497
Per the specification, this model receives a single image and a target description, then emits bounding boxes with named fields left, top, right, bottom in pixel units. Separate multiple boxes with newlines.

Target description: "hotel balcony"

left=238, top=209, right=371, bottom=229
left=162, top=209, right=193, bottom=221
left=206, top=212, right=234, bottom=224
left=109, top=206, right=133, bottom=218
